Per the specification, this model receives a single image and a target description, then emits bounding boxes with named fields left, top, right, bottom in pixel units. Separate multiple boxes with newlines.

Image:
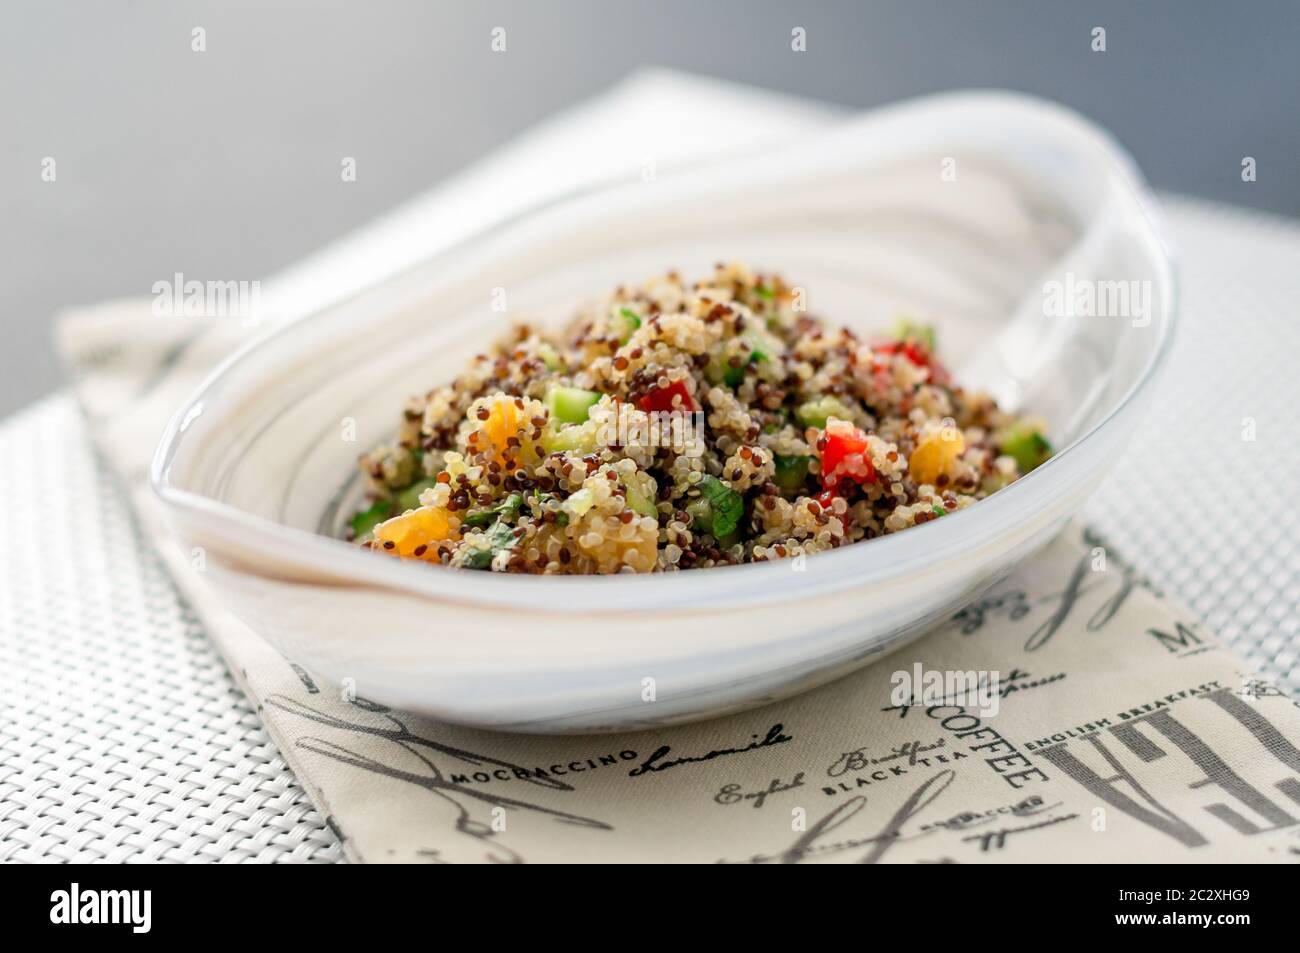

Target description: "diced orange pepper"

left=373, top=506, right=459, bottom=561
left=483, top=397, right=521, bottom=458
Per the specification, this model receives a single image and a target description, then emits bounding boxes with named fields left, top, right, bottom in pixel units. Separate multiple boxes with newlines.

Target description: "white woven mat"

left=1085, top=198, right=1300, bottom=689
left=0, top=397, right=342, bottom=864
left=1, top=195, right=1296, bottom=863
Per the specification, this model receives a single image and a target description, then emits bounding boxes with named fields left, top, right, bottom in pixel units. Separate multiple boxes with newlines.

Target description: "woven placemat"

left=1084, top=198, right=1300, bottom=692
left=0, top=396, right=342, bottom=863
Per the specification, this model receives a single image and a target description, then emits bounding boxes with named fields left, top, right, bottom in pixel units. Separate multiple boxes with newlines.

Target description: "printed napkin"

left=56, top=73, right=1300, bottom=863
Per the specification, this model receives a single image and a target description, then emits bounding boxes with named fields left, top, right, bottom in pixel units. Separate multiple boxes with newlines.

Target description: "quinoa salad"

left=349, top=263, right=1053, bottom=574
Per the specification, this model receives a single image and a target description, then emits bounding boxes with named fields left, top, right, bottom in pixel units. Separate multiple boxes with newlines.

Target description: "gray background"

left=2, top=0, right=1297, bottom=417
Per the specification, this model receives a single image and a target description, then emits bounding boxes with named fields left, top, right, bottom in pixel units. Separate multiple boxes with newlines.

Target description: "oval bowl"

left=152, top=91, right=1175, bottom=733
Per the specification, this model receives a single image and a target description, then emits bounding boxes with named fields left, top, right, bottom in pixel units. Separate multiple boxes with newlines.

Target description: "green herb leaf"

left=463, top=493, right=524, bottom=528
left=698, top=474, right=744, bottom=538
left=462, top=519, right=519, bottom=570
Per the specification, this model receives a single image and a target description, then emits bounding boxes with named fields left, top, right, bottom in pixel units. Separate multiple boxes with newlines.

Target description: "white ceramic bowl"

left=152, top=92, right=1175, bottom=733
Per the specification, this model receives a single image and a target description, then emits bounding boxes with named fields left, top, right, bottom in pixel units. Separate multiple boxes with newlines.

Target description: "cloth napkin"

left=56, top=71, right=1300, bottom=863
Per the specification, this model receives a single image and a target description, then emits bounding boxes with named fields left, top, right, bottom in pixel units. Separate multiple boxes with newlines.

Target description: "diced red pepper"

left=815, top=488, right=851, bottom=533
left=820, top=424, right=876, bottom=491
left=873, top=339, right=951, bottom=385
left=873, top=339, right=925, bottom=365
left=637, top=379, right=698, bottom=413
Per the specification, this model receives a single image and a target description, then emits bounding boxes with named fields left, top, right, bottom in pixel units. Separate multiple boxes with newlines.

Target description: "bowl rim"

left=151, top=88, right=1178, bottom=615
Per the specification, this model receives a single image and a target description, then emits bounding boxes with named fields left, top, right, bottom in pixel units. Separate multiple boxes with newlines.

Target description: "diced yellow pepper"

left=908, top=425, right=966, bottom=485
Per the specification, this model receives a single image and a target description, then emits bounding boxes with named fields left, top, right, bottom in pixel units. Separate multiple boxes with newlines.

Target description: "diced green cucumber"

left=889, top=318, right=936, bottom=351
left=743, top=326, right=783, bottom=360
left=795, top=395, right=857, bottom=429
left=545, top=386, right=602, bottom=425
left=624, top=484, right=659, bottom=518
left=703, top=353, right=732, bottom=387
left=542, top=422, right=599, bottom=455
left=772, top=454, right=812, bottom=493
left=1002, top=427, right=1053, bottom=473
left=396, top=477, right=438, bottom=513
left=711, top=337, right=773, bottom=388
left=563, top=487, right=596, bottom=517
left=537, top=343, right=564, bottom=372
left=613, top=307, right=642, bottom=343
